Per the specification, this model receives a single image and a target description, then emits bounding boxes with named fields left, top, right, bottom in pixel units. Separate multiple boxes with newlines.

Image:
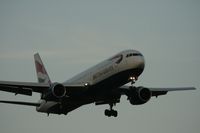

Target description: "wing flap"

left=0, top=100, right=40, bottom=106
left=0, top=81, right=49, bottom=95
left=0, top=85, right=32, bottom=96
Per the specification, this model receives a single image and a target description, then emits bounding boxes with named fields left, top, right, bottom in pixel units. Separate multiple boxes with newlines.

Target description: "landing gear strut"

left=104, top=103, right=118, bottom=117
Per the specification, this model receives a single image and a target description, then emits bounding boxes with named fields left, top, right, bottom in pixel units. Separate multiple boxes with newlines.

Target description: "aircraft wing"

left=149, top=87, right=196, bottom=97
left=0, top=81, right=87, bottom=96
left=0, top=81, right=49, bottom=96
left=119, top=86, right=196, bottom=97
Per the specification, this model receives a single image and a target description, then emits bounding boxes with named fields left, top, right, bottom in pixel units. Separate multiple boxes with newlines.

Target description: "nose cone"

left=136, top=55, right=145, bottom=70
left=135, top=55, right=145, bottom=75
left=128, top=52, right=145, bottom=76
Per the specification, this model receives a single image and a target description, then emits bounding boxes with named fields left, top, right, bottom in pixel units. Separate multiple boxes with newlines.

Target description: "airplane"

left=0, top=49, right=196, bottom=117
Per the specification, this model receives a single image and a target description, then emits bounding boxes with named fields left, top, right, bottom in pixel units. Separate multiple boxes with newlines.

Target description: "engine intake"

left=43, top=83, right=67, bottom=101
left=51, top=83, right=66, bottom=98
left=129, top=87, right=152, bottom=105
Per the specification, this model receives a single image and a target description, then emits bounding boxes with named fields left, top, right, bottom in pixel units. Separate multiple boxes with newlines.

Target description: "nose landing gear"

left=129, top=76, right=137, bottom=85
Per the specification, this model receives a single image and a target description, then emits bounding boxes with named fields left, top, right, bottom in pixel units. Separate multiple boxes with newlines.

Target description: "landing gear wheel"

left=104, top=104, right=118, bottom=117
left=104, top=110, right=118, bottom=117
left=104, top=109, right=111, bottom=117
left=112, top=110, right=118, bottom=117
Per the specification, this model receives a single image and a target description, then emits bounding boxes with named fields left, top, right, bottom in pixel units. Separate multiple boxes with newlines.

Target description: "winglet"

left=34, top=53, right=51, bottom=85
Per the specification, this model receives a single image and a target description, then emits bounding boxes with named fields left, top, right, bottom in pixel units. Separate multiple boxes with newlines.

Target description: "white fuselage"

left=63, top=49, right=145, bottom=86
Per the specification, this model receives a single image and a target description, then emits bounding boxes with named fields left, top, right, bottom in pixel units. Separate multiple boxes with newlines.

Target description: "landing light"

left=129, top=77, right=136, bottom=80
left=84, top=83, right=89, bottom=86
left=129, top=76, right=137, bottom=85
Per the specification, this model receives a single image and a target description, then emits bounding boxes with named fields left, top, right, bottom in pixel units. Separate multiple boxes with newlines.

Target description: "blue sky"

left=0, top=1, right=200, bottom=133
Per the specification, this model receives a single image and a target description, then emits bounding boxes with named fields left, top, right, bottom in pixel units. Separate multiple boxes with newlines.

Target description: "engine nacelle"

left=43, top=82, right=67, bottom=101
left=129, top=87, right=152, bottom=105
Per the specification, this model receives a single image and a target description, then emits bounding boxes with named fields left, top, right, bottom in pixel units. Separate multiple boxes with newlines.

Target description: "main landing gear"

left=104, top=103, right=118, bottom=117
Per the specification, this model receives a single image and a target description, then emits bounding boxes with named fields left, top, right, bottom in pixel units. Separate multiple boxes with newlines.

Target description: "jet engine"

left=128, top=87, right=152, bottom=105
left=43, top=82, right=67, bottom=101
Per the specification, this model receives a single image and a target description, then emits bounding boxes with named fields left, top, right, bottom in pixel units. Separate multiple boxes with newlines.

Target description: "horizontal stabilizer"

left=0, top=100, right=40, bottom=107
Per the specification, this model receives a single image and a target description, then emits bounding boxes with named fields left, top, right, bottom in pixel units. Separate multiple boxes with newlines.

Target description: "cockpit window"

left=126, top=53, right=143, bottom=58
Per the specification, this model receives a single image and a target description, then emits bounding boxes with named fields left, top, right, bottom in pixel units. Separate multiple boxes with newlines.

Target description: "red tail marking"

left=35, top=61, right=46, bottom=74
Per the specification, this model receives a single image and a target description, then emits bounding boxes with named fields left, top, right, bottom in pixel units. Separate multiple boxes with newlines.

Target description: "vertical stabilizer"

left=34, top=53, right=51, bottom=85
